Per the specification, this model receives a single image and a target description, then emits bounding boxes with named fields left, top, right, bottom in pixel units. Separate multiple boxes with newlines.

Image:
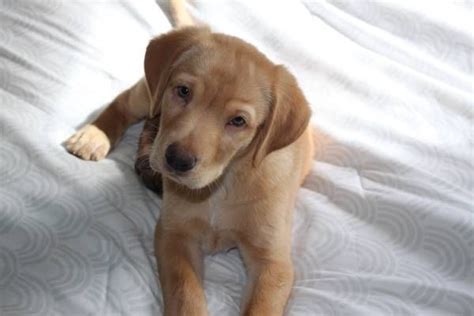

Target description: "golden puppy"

left=65, top=27, right=313, bottom=316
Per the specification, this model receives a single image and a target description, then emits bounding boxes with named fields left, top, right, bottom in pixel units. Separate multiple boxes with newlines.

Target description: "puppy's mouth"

left=149, top=155, right=219, bottom=190
left=149, top=158, right=192, bottom=186
left=163, top=164, right=189, bottom=180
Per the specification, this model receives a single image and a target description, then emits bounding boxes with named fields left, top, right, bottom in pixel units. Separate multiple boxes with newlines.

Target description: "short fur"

left=65, top=27, right=314, bottom=316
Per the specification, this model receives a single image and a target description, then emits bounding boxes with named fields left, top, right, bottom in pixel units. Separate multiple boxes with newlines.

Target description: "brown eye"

left=228, top=116, right=246, bottom=127
left=176, top=85, right=190, bottom=99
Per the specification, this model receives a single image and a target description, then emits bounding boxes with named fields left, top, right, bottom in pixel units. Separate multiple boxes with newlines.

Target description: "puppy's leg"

left=65, top=78, right=150, bottom=160
left=239, top=244, right=294, bottom=316
left=155, top=223, right=208, bottom=316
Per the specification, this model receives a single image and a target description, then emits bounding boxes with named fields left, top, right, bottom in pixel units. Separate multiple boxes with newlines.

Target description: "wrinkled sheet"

left=0, top=0, right=472, bottom=315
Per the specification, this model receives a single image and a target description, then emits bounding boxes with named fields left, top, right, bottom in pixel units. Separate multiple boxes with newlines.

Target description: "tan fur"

left=169, top=0, right=195, bottom=27
left=65, top=27, right=313, bottom=316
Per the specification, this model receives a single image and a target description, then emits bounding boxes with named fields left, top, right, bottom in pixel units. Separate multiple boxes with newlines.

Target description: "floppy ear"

left=252, top=65, right=311, bottom=166
left=144, top=26, right=209, bottom=117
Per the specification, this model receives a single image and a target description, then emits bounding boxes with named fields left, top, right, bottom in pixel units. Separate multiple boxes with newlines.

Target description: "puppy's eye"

left=227, top=116, right=247, bottom=127
left=176, top=85, right=191, bottom=99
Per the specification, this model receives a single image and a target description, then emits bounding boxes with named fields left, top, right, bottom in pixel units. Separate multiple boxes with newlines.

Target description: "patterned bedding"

left=1, top=0, right=472, bottom=315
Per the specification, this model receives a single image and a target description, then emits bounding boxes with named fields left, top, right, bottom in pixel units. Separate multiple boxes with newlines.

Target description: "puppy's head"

left=145, top=27, right=310, bottom=189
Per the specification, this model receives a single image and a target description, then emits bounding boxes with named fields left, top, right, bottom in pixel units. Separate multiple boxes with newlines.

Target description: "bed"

left=1, top=0, right=472, bottom=315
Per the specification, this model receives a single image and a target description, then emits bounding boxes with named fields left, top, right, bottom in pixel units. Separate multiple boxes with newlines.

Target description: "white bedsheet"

left=1, top=0, right=472, bottom=315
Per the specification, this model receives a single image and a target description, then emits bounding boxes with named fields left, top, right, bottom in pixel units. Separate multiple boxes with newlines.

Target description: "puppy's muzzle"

left=165, top=143, right=197, bottom=173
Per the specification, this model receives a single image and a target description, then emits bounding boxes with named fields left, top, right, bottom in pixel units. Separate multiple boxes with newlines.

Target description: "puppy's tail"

left=169, top=0, right=195, bottom=27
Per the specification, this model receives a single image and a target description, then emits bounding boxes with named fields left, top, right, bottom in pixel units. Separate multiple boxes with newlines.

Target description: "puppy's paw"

left=65, top=124, right=111, bottom=161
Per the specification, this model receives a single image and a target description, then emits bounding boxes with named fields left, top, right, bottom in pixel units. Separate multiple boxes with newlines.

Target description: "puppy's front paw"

left=65, top=124, right=111, bottom=161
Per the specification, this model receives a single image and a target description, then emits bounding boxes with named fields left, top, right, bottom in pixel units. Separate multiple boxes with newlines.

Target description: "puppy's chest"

left=201, top=200, right=238, bottom=254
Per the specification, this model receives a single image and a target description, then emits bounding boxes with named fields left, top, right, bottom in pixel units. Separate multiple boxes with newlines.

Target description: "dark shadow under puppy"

left=135, top=115, right=163, bottom=196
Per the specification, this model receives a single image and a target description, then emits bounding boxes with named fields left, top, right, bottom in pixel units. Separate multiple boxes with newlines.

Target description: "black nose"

left=165, top=143, right=197, bottom=173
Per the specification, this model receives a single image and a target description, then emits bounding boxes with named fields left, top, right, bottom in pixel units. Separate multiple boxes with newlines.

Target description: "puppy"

left=65, top=26, right=313, bottom=316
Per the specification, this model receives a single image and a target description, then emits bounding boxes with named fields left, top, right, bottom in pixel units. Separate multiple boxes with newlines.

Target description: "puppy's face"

left=145, top=28, right=310, bottom=189
left=150, top=46, right=271, bottom=189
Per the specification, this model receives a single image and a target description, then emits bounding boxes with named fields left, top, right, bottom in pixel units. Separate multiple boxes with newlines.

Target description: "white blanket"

left=0, top=0, right=472, bottom=315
